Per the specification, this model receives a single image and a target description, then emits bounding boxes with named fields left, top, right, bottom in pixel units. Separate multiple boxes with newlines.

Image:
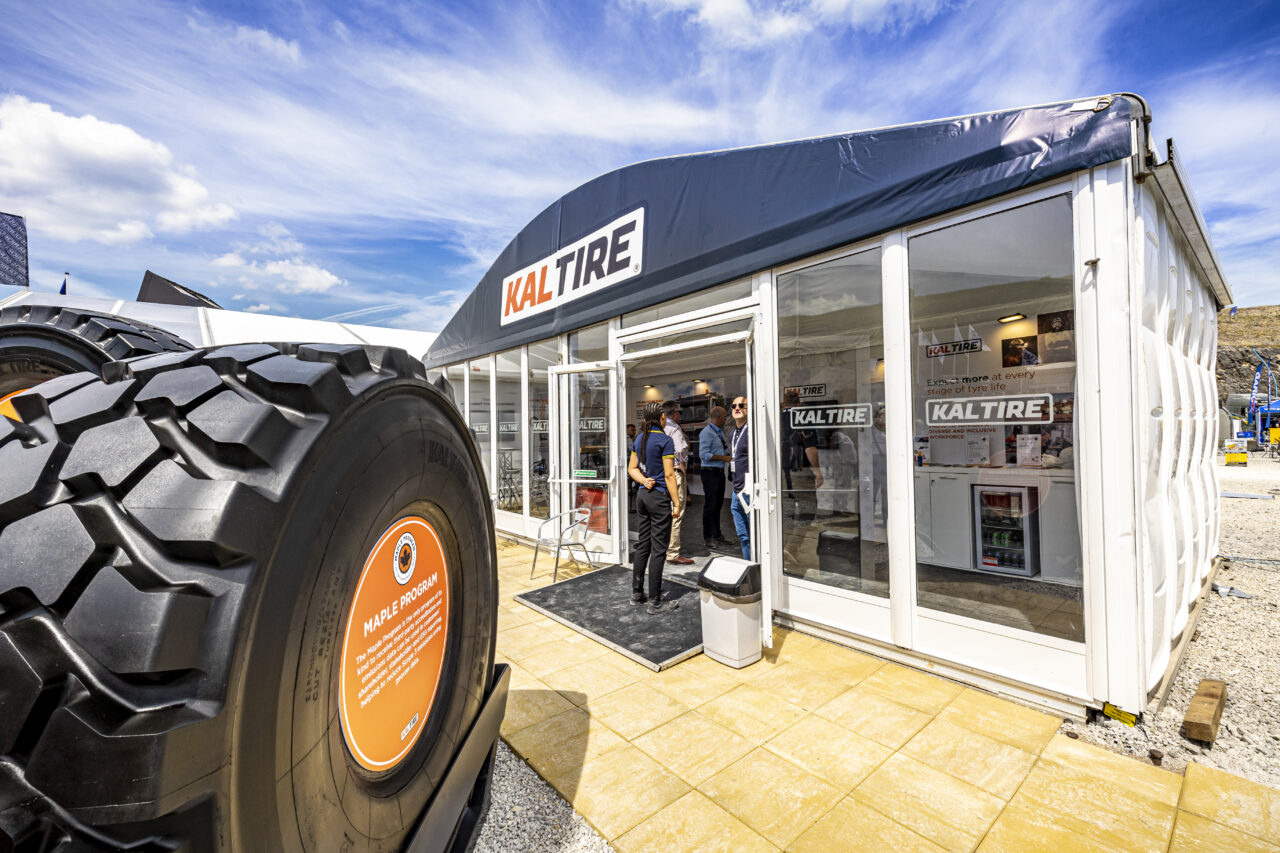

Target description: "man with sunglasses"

left=728, top=396, right=751, bottom=560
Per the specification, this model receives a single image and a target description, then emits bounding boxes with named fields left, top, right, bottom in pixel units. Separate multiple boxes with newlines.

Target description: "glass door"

left=772, top=246, right=894, bottom=644
left=549, top=364, right=619, bottom=563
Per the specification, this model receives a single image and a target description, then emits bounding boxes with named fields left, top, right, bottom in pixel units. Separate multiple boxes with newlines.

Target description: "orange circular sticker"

left=0, top=388, right=29, bottom=422
left=339, top=515, right=450, bottom=772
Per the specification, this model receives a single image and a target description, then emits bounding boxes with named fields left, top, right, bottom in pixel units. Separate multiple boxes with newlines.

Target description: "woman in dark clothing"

left=628, top=401, right=683, bottom=614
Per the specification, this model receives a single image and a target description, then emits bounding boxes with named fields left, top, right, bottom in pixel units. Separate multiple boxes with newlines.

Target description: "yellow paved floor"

left=493, top=542, right=1280, bottom=852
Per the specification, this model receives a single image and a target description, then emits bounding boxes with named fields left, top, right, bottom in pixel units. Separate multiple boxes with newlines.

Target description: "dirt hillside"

left=1217, top=306, right=1279, bottom=403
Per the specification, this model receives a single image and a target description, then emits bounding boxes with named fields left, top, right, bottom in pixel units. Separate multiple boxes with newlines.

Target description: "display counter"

left=914, top=465, right=1081, bottom=586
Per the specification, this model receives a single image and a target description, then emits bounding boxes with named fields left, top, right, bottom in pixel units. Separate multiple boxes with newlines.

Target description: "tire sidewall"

left=230, top=382, right=495, bottom=852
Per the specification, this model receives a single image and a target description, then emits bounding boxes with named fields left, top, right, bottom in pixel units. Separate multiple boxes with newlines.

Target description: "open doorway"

left=622, top=339, right=749, bottom=582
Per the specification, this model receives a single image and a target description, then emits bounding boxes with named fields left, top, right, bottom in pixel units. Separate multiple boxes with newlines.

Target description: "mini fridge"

left=972, top=485, right=1039, bottom=577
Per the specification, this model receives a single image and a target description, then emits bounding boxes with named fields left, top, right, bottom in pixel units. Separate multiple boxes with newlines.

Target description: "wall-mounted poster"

left=1038, top=310, right=1075, bottom=363
left=1002, top=336, right=1039, bottom=367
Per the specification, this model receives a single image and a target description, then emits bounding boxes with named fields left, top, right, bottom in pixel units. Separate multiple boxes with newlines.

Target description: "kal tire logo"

left=789, top=403, right=872, bottom=429
left=501, top=208, right=645, bottom=326
left=393, top=532, right=417, bottom=585
left=927, top=339, right=983, bottom=358
left=925, top=393, right=1053, bottom=426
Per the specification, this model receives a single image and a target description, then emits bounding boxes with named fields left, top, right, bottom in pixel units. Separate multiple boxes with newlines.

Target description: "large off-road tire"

left=0, top=305, right=192, bottom=410
left=0, top=342, right=497, bottom=851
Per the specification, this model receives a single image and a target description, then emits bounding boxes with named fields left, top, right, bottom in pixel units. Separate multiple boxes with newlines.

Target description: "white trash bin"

left=697, top=556, right=762, bottom=668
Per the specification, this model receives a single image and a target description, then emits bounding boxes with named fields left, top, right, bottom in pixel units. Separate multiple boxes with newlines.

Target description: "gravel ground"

left=473, top=741, right=613, bottom=853
left=1060, top=455, right=1280, bottom=789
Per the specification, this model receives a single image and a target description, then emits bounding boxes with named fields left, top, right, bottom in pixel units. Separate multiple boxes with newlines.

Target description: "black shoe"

left=631, top=592, right=648, bottom=605
left=647, top=599, right=678, bottom=615
left=715, top=537, right=734, bottom=546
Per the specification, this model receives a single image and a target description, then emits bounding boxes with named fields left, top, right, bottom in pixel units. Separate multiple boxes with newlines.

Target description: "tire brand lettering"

left=501, top=208, right=645, bottom=326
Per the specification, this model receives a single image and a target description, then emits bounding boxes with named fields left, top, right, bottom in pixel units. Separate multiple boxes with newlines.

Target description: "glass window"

left=527, top=340, right=558, bottom=519
left=776, top=248, right=887, bottom=597
left=494, top=348, right=523, bottom=514
left=620, top=278, right=753, bottom=328
left=909, top=194, right=1083, bottom=642
left=563, top=369, right=611, bottom=533
left=569, top=323, right=609, bottom=363
left=621, top=317, right=752, bottom=354
left=442, top=363, right=465, bottom=410
left=467, top=356, right=492, bottom=488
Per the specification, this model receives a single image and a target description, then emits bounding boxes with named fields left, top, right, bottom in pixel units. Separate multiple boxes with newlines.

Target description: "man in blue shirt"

left=728, top=396, right=751, bottom=560
left=698, top=405, right=731, bottom=548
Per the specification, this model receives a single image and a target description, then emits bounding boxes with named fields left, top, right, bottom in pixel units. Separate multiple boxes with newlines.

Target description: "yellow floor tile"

left=496, top=607, right=536, bottom=631
left=613, top=790, right=776, bottom=853
left=632, top=711, right=755, bottom=786
left=648, top=654, right=744, bottom=708
left=1008, top=758, right=1177, bottom=852
left=562, top=744, right=690, bottom=840
left=851, top=752, right=1004, bottom=852
left=506, top=707, right=627, bottom=791
left=584, top=681, right=690, bottom=741
left=750, top=661, right=855, bottom=711
left=977, top=801, right=1116, bottom=852
left=901, top=717, right=1038, bottom=800
left=697, top=682, right=808, bottom=744
left=858, top=663, right=965, bottom=715
left=1169, top=808, right=1280, bottom=852
left=765, top=714, right=891, bottom=793
left=789, top=796, right=945, bottom=853
left=500, top=685, right=576, bottom=736
left=541, top=655, right=639, bottom=706
left=1039, top=734, right=1181, bottom=806
left=514, top=637, right=609, bottom=679
left=495, top=622, right=559, bottom=656
left=935, top=687, right=1061, bottom=754
left=701, top=748, right=843, bottom=848
left=813, top=684, right=933, bottom=749
left=788, top=640, right=884, bottom=685
left=1179, top=761, right=1280, bottom=843
left=769, top=627, right=823, bottom=657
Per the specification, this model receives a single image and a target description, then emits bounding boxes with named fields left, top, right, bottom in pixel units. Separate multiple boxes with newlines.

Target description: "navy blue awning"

left=425, top=96, right=1133, bottom=367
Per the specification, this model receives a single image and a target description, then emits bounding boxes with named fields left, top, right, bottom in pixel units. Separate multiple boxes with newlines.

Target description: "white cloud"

left=0, top=96, right=236, bottom=244
left=244, top=302, right=272, bottom=313
left=213, top=252, right=245, bottom=267
left=261, top=258, right=345, bottom=294
left=636, top=0, right=950, bottom=45
left=233, top=25, right=302, bottom=64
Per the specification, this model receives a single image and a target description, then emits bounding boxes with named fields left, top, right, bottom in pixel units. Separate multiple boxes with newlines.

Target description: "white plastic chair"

left=531, top=508, right=597, bottom=582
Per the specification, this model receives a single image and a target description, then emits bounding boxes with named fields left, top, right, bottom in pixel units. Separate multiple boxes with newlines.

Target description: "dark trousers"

left=632, top=487, right=672, bottom=600
left=700, top=467, right=725, bottom=540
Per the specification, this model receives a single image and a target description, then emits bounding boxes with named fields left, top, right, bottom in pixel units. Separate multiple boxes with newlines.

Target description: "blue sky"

left=0, top=0, right=1277, bottom=330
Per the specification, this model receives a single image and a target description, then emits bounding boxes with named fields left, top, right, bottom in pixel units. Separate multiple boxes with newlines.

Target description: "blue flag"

left=1230, top=305, right=1238, bottom=318
left=60, top=272, right=68, bottom=295
left=0, top=212, right=28, bottom=288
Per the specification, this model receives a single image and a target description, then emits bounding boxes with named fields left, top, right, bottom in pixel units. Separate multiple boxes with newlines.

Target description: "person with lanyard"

left=628, top=401, right=682, bottom=614
left=698, top=405, right=732, bottom=549
left=728, top=395, right=751, bottom=560
left=662, top=400, right=695, bottom=566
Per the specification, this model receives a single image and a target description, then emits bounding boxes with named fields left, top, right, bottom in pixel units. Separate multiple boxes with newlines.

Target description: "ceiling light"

left=997, top=313, right=1025, bottom=324
left=643, top=384, right=653, bottom=388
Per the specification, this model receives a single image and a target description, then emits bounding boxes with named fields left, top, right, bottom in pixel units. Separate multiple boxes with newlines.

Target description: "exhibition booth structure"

left=424, top=95, right=1230, bottom=715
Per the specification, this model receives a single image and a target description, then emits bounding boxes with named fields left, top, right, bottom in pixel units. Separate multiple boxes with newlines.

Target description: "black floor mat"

left=514, top=565, right=702, bottom=671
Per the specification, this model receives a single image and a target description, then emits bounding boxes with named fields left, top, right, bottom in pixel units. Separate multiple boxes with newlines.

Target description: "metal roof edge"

left=1150, top=139, right=1233, bottom=307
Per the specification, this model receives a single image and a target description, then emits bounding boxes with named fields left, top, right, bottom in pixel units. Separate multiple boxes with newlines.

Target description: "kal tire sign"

left=789, top=403, right=872, bottom=429
left=926, top=394, right=1053, bottom=426
left=501, top=209, right=645, bottom=326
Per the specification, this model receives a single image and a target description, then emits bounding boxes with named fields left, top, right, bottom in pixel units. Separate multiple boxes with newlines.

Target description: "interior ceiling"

left=626, top=340, right=745, bottom=381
